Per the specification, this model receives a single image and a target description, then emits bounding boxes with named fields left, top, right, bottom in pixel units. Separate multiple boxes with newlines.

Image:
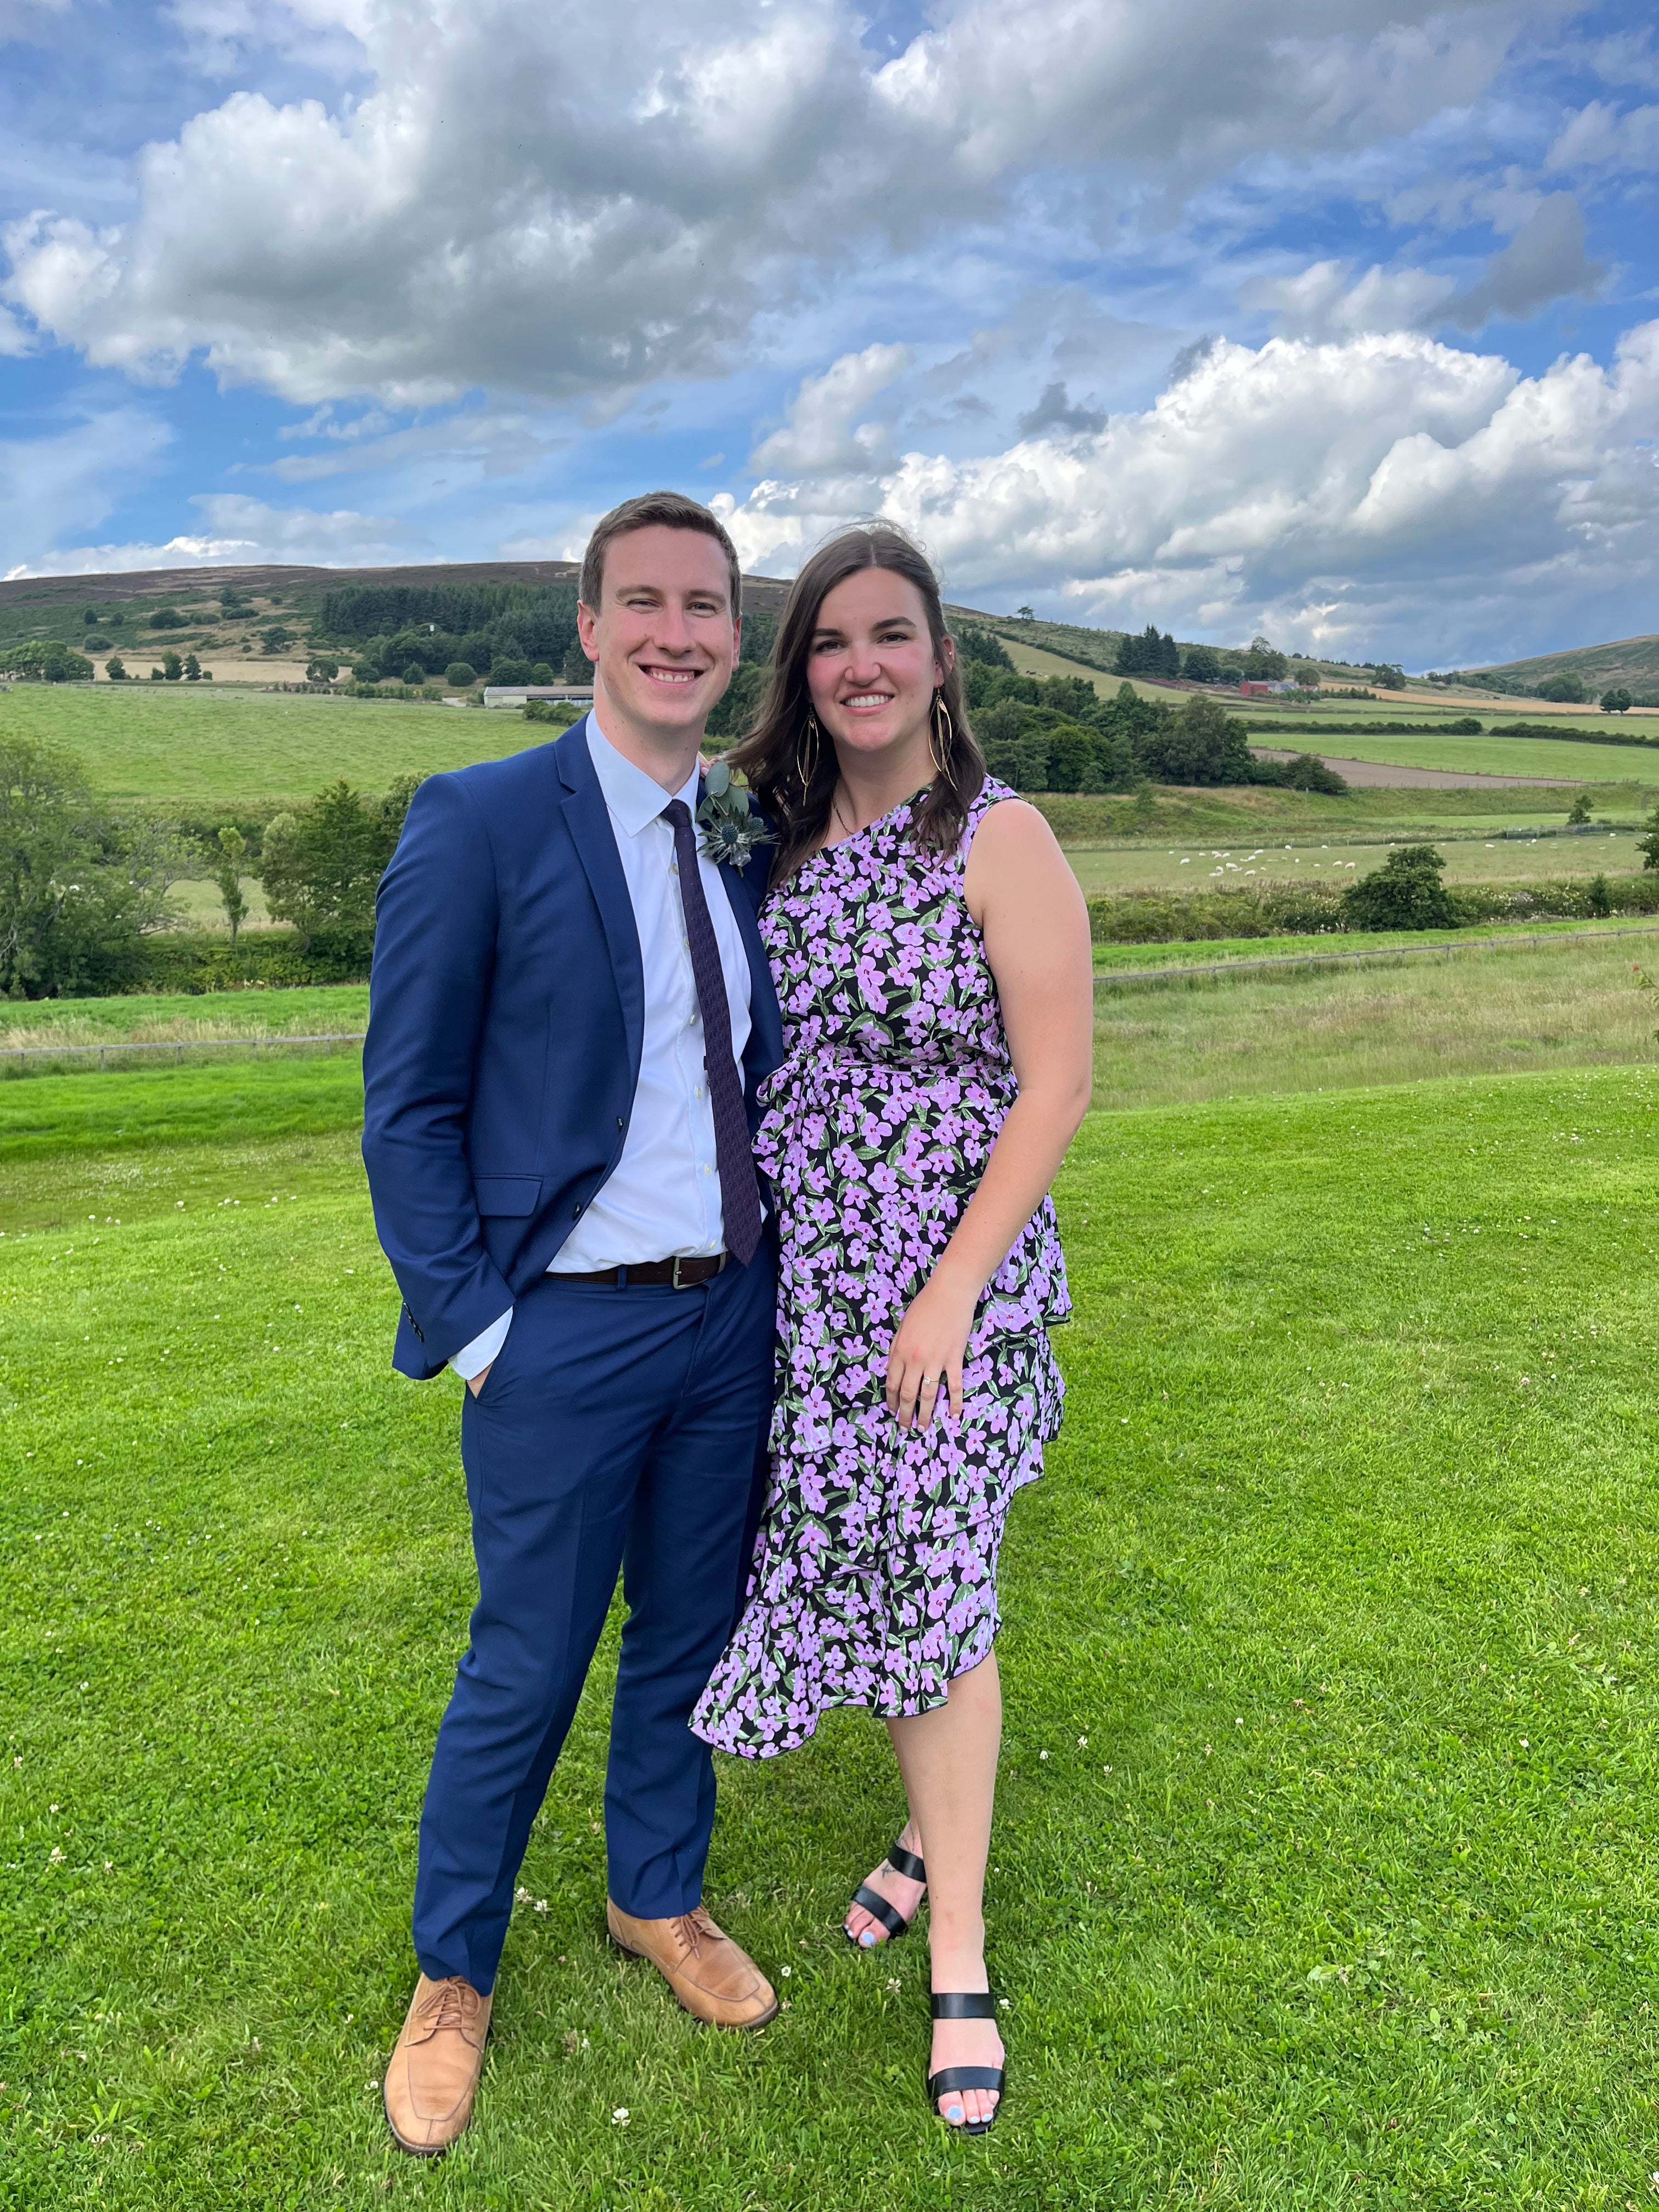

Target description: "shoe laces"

left=670, top=1906, right=718, bottom=1961
left=417, top=1978, right=478, bottom=2034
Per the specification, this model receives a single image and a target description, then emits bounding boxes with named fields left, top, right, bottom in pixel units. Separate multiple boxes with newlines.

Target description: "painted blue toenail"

left=946, top=2105, right=963, bottom=2122
left=859, top=1930, right=875, bottom=1946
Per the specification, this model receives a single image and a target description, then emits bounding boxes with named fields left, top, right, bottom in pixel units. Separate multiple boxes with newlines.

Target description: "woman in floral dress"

left=691, top=524, right=1093, bottom=2134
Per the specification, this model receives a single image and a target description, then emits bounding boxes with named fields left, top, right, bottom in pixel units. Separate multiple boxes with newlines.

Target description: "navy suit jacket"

left=361, top=714, right=785, bottom=1380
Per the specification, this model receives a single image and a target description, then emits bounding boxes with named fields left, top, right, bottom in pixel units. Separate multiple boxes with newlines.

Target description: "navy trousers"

left=412, top=1251, right=776, bottom=1994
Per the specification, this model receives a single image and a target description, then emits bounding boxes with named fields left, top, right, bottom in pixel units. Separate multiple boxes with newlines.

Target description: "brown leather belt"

left=558, top=1253, right=730, bottom=1288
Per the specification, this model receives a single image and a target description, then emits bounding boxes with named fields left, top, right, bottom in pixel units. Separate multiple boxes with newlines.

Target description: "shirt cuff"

left=449, top=1306, right=512, bottom=1381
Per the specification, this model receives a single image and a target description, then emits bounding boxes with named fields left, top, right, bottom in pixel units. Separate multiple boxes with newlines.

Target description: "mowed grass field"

left=0, top=684, right=541, bottom=806
left=4, top=941, right=1659, bottom=2208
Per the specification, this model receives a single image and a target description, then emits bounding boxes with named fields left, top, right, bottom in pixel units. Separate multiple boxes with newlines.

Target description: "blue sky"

left=2, top=0, right=1657, bottom=666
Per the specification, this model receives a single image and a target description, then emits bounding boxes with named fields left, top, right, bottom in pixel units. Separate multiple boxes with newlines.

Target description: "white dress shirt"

left=449, top=713, right=754, bottom=1380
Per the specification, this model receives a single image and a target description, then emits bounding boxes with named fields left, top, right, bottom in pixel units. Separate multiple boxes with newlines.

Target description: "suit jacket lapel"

left=718, top=856, right=784, bottom=1095
left=556, top=715, right=645, bottom=1088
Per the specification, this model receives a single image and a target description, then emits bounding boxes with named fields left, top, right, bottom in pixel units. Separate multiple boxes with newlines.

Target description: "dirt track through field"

left=1250, top=746, right=1578, bottom=788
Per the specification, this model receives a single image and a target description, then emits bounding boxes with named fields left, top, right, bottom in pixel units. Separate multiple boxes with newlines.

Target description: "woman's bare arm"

left=886, top=800, right=1093, bottom=1428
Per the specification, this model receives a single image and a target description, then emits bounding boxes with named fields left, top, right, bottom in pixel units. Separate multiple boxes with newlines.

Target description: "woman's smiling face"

left=805, top=567, right=946, bottom=767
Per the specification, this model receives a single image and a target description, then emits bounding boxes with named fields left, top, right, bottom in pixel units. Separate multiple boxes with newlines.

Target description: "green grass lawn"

left=0, top=684, right=543, bottom=807
left=5, top=1003, right=1659, bottom=2206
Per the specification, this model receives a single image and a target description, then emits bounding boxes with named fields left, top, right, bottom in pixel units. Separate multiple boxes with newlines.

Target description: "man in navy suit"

left=362, top=492, right=784, bottom=2157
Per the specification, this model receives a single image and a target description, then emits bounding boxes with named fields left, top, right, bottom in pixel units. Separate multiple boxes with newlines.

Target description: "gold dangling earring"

left=799, top=710, right=822, bottom=797
left=930, top=691, right=955, bottom=779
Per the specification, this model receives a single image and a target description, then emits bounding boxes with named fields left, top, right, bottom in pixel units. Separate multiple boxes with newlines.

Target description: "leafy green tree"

left=1133, top=693, right=1255, bottom=785
left=306, top=658, right=341, bottom=684
left=1587, top=872, right=1612, bottom=917
left=705, top=661, right=768, bottom=742
left=401, top=661, right=426, bottom=685
left=489, top=658, right=535, bottom=686
left=105, top=657, right=127, bottom=681
left=161, top=650, right=183, bottom=681
left=1567, top=791, right=1592, bottom=825
left=0, top=641, right=96, bottom=682
left=1181, top=644, right=1222, bottom=683
left=955, top=624, right=1014, bottom=672
left=1276, top=753, right=1348, bottom=794
left=260, top=626, right=294, bottom=653
left=213, top=826, right=249, bottom=947
left=561, top=640, right=593, bottom=682
left=1017, top=605, right=1034, bottom=620
left=1536, top=672, right=1585, bottom=703
left=82, top=607, right=98, bottom=626
left=183, top=653, right=202, bottom=682
left=258, top=775, right=426, bottom=943
left=445, top=663, right=477, bottom=689
left=149, top=608, right=184, bottom=630
left=1045, top=725, right=1099, bottom=792
left=1600, top=686, right=1632, bottom=713
left=1638, top=803, right=1659, bottom=873
left=1241, top=635, right=1289, bottom=682
left=0, top=739, right=178, bottom=997
left=1342, top=845, right=1458, bottom=930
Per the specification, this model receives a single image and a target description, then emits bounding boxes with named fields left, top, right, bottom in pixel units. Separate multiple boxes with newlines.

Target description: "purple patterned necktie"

left=661, top=799, right=764, bottom=1265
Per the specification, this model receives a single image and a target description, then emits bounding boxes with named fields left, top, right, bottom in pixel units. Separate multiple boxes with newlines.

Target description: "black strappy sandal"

left=845, top=1836, right=927, bottom=1947
left=927, top=1991, right=1005, bottom=2135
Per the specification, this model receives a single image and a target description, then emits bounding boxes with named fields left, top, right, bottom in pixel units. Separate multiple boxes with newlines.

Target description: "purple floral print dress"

left=691, top=778, right=1069, bottom=1759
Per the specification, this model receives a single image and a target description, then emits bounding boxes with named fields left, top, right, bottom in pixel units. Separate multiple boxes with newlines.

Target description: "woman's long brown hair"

left=729, top=523, right=985, bottom=887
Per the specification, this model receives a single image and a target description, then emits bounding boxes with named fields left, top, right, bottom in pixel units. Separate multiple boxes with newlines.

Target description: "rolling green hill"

left=1464, top=634, right=1659, bottom=694
left=4, top=554, right=1655, bottom=709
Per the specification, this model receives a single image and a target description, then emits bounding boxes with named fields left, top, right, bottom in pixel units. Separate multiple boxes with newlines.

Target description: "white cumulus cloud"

left=714, top=323, right=1659, bottom=664
left=4, top=493, right=427, bottom=578
left=1, top=0, right=1548, bottom=406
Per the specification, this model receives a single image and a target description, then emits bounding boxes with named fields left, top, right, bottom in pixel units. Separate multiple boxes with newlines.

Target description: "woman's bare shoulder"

left=966, top=794, right=1066, bottom=871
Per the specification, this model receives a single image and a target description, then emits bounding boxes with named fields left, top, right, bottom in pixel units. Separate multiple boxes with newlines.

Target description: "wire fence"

left=3, top=1031, right=365, bottom=1075
left=1095, top=921, right=1659, bottom=990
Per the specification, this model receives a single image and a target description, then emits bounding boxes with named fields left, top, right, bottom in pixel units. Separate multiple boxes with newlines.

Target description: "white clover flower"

left=612, top=2108, right=630, bottom=2126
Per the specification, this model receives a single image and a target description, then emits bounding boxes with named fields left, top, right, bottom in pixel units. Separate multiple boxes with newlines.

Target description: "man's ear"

left=576, top=600, right=600, bottom=657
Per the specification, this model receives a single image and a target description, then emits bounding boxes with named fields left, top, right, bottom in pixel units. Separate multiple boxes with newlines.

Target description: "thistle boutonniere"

left=697, top=760, right=775, bottom=869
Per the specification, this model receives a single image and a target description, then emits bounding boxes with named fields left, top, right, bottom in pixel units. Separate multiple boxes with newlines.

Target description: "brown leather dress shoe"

left=607, top=1901, right=778, bottom=2029
left=383, top=1973, right=493, bottom=2155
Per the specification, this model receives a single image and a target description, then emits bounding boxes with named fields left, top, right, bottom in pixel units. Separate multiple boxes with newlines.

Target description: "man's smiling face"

left=577, top=524, right=738, bottom=755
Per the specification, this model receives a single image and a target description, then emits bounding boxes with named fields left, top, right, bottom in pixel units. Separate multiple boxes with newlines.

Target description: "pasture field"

left=4, top=1028, right=1659, bottom=2209
left=5, top=680, right=1659, bottom=829
left=0, top=684, right=538, bottom=806
left=1069, top=831, right=1650, bottom=896
left=1246, top=730, right=1659, bottom=783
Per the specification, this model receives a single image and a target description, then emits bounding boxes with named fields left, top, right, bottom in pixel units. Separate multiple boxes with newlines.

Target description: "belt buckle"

left=670, top=1255, right=687, bottom=1289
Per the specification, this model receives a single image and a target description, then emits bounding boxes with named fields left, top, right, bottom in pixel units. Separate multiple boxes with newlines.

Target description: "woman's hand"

left=885, top=1272, right=980, bottom=1431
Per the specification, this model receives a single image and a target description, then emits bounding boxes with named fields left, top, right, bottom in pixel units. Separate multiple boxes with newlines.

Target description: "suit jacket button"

left=617, top=1116, right=625, bottom=1130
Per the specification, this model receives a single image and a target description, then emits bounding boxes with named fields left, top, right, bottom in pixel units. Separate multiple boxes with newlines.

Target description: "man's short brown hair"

left=579, top=491, right=743, bottom=616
